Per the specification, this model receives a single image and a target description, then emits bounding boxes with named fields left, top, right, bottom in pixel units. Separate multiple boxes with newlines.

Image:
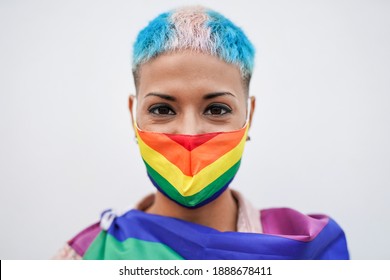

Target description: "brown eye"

left=148, top=105, right=176, bottom=115
left=204, top=104, right=232, bottom=115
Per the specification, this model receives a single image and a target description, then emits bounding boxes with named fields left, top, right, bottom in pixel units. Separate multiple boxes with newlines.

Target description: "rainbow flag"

left=69, top=208, right=349, bottom=260
left=135, top=125, right=248, bottom=208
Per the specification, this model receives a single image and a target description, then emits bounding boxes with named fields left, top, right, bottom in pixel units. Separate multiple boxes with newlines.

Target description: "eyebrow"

left=144, top=93, right=176, bottom=101
left=144, top=91, right=235, bottom=101
left=203, top=92, right=236, bottom=100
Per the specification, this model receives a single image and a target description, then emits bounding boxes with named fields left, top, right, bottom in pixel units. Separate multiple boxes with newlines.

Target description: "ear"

left=128, top=94, right=136, bottom=134
left=248, top=95, right=256, bottom=128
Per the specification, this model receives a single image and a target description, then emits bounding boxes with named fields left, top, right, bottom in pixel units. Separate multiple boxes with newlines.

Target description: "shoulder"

left=54, top=208, right=125, bottom=259
left=67, top=222, right=102, bottom=257
left=52, top=222, right=101, bottom=260
left=260, top=208, right=349, bottom=259
left=259, top=207, right=349, bottom=259
left=260, top=207, right=330, bottom=241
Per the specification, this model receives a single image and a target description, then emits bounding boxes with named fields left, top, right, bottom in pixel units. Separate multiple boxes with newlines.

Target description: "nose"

left=174, top=110, right=204, bottom=135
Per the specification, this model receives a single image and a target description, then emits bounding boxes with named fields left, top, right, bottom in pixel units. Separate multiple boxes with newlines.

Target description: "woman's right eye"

left=148, top=105, right=176, bottom=115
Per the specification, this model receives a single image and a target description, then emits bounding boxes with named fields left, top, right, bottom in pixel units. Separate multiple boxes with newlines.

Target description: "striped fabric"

left=135, top=125, right=249, bottom=208
left=77, top=208, right=349, bottom=260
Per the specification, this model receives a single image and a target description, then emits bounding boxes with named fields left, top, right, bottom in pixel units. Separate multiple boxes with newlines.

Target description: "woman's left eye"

left=204, top=104, right=232, bottom=115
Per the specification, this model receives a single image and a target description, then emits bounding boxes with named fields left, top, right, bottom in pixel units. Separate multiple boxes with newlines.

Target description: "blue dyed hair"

left=132, top=6, right=255, bottom=92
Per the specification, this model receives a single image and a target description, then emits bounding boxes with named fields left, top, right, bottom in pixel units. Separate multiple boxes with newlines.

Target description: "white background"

left=0, top=0, right=389, bottom=259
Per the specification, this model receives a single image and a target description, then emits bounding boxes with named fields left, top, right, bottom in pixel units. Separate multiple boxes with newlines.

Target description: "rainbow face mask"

left=135, top=124, right=249, bottom=208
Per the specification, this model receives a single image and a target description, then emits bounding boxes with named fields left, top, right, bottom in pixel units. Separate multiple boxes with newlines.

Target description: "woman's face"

left=130, top=51, right=255, bottom=134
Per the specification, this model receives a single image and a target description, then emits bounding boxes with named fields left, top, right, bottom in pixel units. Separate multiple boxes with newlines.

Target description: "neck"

left=145, top=190, right=238, bottom=232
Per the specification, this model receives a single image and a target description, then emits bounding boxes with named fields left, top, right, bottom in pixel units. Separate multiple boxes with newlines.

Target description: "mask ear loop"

left=132, top=97, right=145, bottom=131
left=245, top=98, right=251, bottom=124
left=132, top=97, right=139, bottom=144
left=245, top=97, right=252, bottom=141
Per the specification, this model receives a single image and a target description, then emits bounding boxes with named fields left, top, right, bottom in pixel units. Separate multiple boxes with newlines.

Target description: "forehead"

left=137, top=51, right=246, bottom=99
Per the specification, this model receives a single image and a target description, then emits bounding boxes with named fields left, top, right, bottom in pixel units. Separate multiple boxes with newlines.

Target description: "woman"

left=54, top=6, right=349, bottom=260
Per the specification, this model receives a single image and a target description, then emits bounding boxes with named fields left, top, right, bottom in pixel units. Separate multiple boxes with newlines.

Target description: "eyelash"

left=148, top=104, right=232, bottom=116
left=148, top=104, right=176, bottom=115
left=204, top=104, right=232, bottom=116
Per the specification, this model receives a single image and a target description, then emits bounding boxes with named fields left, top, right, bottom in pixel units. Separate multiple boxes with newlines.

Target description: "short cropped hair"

left=132, top=6, right=255, bottom=94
